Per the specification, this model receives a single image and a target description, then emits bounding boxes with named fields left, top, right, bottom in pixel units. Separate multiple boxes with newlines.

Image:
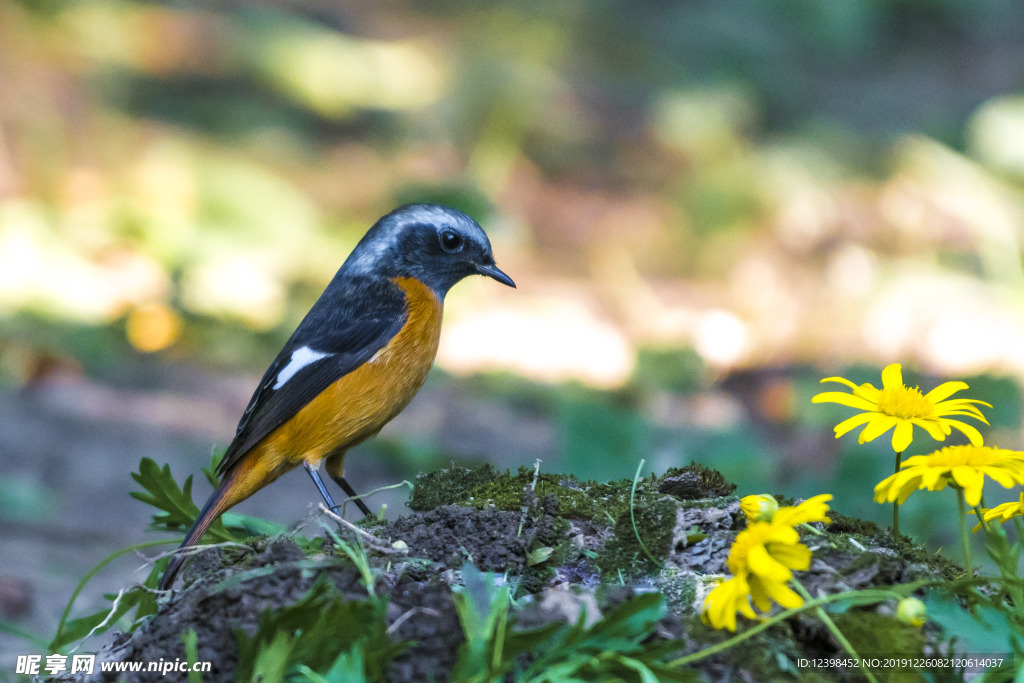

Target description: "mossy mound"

left=61, top=463, right=982, bottom=682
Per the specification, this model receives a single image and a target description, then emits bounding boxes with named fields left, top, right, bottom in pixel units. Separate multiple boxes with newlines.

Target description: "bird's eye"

left=440, top=230, right=464, bottom=252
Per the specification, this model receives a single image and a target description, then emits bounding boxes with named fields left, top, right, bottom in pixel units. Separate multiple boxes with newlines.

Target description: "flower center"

left=876, top=385, right=933, bottom=419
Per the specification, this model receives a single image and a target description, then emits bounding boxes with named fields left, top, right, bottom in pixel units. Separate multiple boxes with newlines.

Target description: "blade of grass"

left=51, top=539, right=177, bottom=650
left=630, top=459, right=661, bottom=568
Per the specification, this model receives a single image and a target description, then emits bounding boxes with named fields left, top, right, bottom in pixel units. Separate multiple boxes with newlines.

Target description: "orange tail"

left=157, top=472, right=239, bottom=591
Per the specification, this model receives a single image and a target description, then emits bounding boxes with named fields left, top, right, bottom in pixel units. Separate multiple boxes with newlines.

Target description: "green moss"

left=832, top=612, right=926, bottom=683
left=409, top=463, right=653, bottom=523
left=825, top=508, right=883, bottom=537
left=654, top=569, right=698, bottom=613
left=597, top=497, right=678, bottom=578
left=407, top=463, right=506, bottom=511
left=877, top=532, right=963, bottom=581
left=824, top=508, right=963, bottom=581
left=683, top=614, right=817, bottom=682
left=835, top=550, right=880, bottom=577
left=677, top=494, right=739, bottom=511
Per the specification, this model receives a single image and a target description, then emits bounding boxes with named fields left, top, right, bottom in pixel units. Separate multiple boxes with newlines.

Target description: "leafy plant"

left=130, top=457, right=240, bottom=543
left=234, top=576, right=402, bottom=683
left=450, top=565, right=696, bottom=682
left=51, top=455, right=273, bottom=653
left=51, top=563, right=163, bottom=651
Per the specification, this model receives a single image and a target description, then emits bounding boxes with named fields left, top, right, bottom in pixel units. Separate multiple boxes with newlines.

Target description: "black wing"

left=217, top=279, right=407, bottom=477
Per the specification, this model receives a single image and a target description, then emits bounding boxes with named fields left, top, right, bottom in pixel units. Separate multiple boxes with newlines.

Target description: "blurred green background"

left=3, top=0, right=1024, bottom=661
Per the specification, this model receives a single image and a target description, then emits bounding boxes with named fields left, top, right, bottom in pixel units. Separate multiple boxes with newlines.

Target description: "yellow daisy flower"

left=772, top=494, right=833, bottom=528
left=812, top=363, right=990, bottom=453
left=971, top=492, right=1024, bottom=531
left=704, top=496, right=833, bottom=631
left=874, top=446, right=1024, bottom=507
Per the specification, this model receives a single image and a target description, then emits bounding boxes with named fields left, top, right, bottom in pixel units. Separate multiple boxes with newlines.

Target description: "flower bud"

left=740, top=494, right=778, bottom=522
left=896, top=597, right=927, bottom=627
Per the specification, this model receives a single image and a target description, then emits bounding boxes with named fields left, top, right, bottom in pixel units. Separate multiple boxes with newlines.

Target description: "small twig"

left=153, top=540, right=252, bottom=564
left=340, top=480, right=414, bottom=517
left=318, top=504, right=404, bottom=554
left=70, top=588, right=128, bottom=654
left=53, top=539, right=176, bottom=647
left=386, top=606, right=442, bottom=636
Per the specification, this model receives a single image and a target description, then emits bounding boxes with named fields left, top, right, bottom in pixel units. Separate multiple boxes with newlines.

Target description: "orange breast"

left=220, top=276, right=442, bottom=507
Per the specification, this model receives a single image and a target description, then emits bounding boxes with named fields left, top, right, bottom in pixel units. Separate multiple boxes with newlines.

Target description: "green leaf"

left=924, top=590, right=1020, bottom=656
left=450, top=567, right=696, bottom=683
left=182, top=629, right=204, bottom=683
left=526, top=547, right=555, bottom=566
left=450, top=564, right=517, bottom=681
left=0, top=619, right=48, bottom=649
left=129, top=457, right=238, bottom=544
left=247, top=629, right=293, bottom=683
left=234, top=576, right=401, bottom=682
left=613, top=654, right=661, bottom=683
left=49, top=539, right=175, bottom=652
left=220, top=512, right=287, bottom=538
left=202, top=448, right=226, bottom=489
left=51, top=584, right=149, bottom=650
left=318, top=648, right=370, bottom=683
left=132, top=564, right=163, bottom=624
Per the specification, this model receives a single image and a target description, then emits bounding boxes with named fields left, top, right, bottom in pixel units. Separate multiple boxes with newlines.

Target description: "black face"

left=394, top=220, right=514, bottom=296
left=344, top=204, right=515, bottom=298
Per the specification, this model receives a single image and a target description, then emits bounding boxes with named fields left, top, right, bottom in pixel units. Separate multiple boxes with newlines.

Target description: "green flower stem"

left=893, top=450, right=903, bottom=536
left=955, top=488, right=973, bottom=578
left=1013, top=515, right=1024, bottom=547
left=672, top=583, right=932, bottom=669
left=792, top=579, right=879, bottom=683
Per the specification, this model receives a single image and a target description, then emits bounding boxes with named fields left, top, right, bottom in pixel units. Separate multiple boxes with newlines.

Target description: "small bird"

left=158, top=204, right=514, bottom=589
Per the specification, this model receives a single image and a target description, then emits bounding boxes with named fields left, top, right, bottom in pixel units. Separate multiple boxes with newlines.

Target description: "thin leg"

left=304, top=462, right=339, bottom=511
left=331, top=474, right=374, bottom=518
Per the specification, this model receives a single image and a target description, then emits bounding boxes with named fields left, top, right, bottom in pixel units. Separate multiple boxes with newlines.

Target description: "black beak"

left=476, top=263, right=516, bottom=288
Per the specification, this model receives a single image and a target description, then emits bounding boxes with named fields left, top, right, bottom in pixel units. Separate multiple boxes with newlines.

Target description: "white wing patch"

left=273, top=346, right=331, bottom=390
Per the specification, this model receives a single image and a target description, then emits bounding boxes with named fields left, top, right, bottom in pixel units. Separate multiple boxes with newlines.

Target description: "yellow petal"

left=892, top=420, right=915, bottom=452
left=833, top=412, right=876, bottom=438
left=857, top=415, right=897, bottom=444
left=767, top=541, right=812, bottom=572
left=912, top=418, right=947, bottom=442
left=747, top=544, right=792, bottom=583
left=937, top=407, right=990, bottom=424
left=874, top=472, right=910, bottom=503
left=764, top=579, right=804, bottom=610
left=981, top=468, right=1022, bottom=490
left=748, top=578, right=774, bottom=612
left=943, top=420, right=985, bottom=447
left=948, top=467, right=982, bottom=506
left=819, top=376, right=860, bottom=390
left=923, top=380, right=968, bottom=404
left=772, top=494, right=833, bottom=527
left=881, top=363, right=904, bottom=390
left=894, top=478, right=924, bottom=504
left=812, top=392, right=879, bottom=412
left=937, top=397, right=993, bottom=410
